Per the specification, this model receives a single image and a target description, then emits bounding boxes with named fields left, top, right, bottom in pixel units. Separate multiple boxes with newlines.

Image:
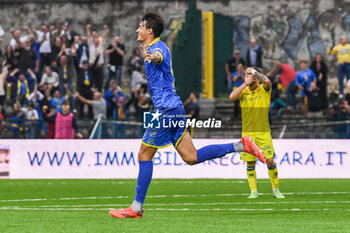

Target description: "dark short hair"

left=192, top=91, right=199, bottom=99
left=299, top=60, right=307, bottom=64
left=62, top=100, right=70, bottom=106
left=142, top=12, right=164, bottom=38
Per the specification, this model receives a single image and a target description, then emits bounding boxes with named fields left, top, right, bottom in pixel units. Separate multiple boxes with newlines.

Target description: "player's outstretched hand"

left=140, top=45, right=151, bottom=63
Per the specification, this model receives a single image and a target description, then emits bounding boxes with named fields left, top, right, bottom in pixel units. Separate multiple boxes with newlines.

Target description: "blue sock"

left=134, top=161, right=153, bottom=203
left=196, top=143, right=235, bottom=164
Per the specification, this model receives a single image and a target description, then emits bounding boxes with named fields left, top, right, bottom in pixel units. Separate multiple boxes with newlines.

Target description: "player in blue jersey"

left=109, top=12, right=265, bottom=219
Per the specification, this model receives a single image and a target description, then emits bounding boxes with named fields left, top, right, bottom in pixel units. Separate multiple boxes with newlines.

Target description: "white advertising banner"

left=2, top=139, right=349, bottom=179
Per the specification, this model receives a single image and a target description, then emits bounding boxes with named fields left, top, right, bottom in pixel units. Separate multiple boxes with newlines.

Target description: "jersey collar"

left=146, top=37, right=160, bottom=49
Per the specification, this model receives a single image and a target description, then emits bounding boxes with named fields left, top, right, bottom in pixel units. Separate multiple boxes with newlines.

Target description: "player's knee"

left=266, top=158, right=275, bottom=167
left=182, top=153, right=197, bottom=165
left=184, top=157, right=197, bottom=165
left=138, top=148, right=154, bottom=161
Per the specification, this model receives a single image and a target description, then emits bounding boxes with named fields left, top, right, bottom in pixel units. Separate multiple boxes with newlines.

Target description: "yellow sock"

left=247, top=164, right=257, bottom=192
left=268, top=163, right=279, bottom=190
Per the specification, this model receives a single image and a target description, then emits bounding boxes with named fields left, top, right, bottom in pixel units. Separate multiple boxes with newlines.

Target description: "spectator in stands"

left=40, top=66, right=59, bottom=95
left=10, top=110, right=25, bottom=139
left=230, top=63, right=245, bottom=117
left=54, top=100, right=82, bottom=139
left=183, top=91, right=200, bottom=119
left=286, top=61, right=316, bottom=113
left=57, top=54, right=76, bottom=111
left=10, top=29, right=27, bottom=50
left=37, top=83, right=51, bottom=110
left=57, top=55, right=73, bottom=94
left=15, top=39, right=38, bottom=72
left=76, top=60, right=93, bottom=118
left=113, top=95, right=127, bottom=138
left=87, top=25, right=108, bottom=91
left=29, top=22, right=52, bottom=73
left=76, top=36, right=89, bottom=68
left=267, top=60, right=296, bottom=90
left=130, top=65, right=148, bottom=95
left=60, top=22, right=75, bottom=47
left=8, top=68, right=36, bottom=105
left=330, top=98, right=350, bottom=139
left=310, top=53, right=328, bottom=109
left=225, top=50, right=246, bottom=93
left=51, top=37, right=65, bottom=68
left=328, top=36, right=350, bottom=98
left=303, top=81, right=323, bottom=118
left=104, top=81, right=125, bottom=119
left=89, top=40, right=105, bottom=91
left=28, top=84, right=46, bottom=137
left=76, top=90, right=108, bottom=138
left=246, top=39, right=263, bottom=68
left=75, top=91, right=106, bottom=119
left=42, top=105, right=56, bottom=139
left=0, top=61, right=9, bottom=108
left=72, top=35, right=81, bottom=50
left=106, top=36, right=125, bottom=89
left=232, top=63, right=245, bottom=89
left=50, top=90, right=68, bottom=113
left=86, top=24, right=108, bottom=42
left=126, top=94, right=150, bottom=138
left=28, top=35, right=40, bottom=72
left=127, top=47, right=142, bottom=75
left=22, top=101, right=39, bottom=139
left=5, top=44, right=17, bottom=72
left=266, top=61, right=296, bottom=115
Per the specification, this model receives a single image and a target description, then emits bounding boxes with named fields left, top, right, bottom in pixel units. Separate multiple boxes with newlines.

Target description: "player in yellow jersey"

left=230, top=67, right=285, bottom=199
left=328, top=36, right=350, bottom=97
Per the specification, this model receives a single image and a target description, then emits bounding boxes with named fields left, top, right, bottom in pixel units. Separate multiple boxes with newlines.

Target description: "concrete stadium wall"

left=0, top=0, right=349, bottom=86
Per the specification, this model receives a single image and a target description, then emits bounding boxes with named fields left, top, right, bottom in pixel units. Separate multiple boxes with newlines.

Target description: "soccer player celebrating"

left=229, top=67, right=285, bottom=199
left=109, top=12, right=265, bottom=219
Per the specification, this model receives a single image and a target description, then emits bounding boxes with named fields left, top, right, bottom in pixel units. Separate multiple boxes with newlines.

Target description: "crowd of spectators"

left=1, top=19, right=350, bottom=139
left=0, top=19, right=151, bottom=139
left=226, top=38, right=350, bottom=138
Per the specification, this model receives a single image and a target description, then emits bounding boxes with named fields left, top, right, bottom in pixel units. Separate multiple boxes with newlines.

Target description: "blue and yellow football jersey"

left=144, top=38, right=182, bottom=110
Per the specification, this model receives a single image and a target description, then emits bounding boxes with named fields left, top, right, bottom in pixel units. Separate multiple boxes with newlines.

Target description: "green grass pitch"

left=1, top=179, right=350, bottom=233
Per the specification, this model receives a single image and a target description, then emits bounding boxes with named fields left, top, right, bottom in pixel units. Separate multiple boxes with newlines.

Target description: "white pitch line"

left=0, top=207, right=348, bottom=212
left=27, top=200, right=350, bottom=208
left=4, top=180, right=271, bottom=186
left=1, top=191, right=349, bottom=203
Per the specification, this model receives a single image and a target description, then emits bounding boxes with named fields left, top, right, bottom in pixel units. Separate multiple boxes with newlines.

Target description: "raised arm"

left=28, top=19, right=37, bottom=36
left=8, top=68, right=19, bottom=82
left=140, top=45, right=162, bottom=64
left=75, top=92, right=92, bottom=105
left=251, top=68, right=271, bottom=90
left=1, top=61, right=8, bottom=81
left=328, top=46, right=336, bottom=55
left=102, top=25, right=109, bottom=39
left=27, top=68, right=37, bottom=80
left=229, top=82, right=247, bottom=101
left=86, top=24, right=91, bottom=38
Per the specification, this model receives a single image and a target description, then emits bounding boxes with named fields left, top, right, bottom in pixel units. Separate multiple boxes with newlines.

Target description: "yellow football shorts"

left=241, top=132, right=274, bottom=162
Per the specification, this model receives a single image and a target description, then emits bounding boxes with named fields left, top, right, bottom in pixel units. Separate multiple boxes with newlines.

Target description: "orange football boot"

left=240, top=135, right=266, bottom=163
left=109, top=206, right=143, bottom=218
